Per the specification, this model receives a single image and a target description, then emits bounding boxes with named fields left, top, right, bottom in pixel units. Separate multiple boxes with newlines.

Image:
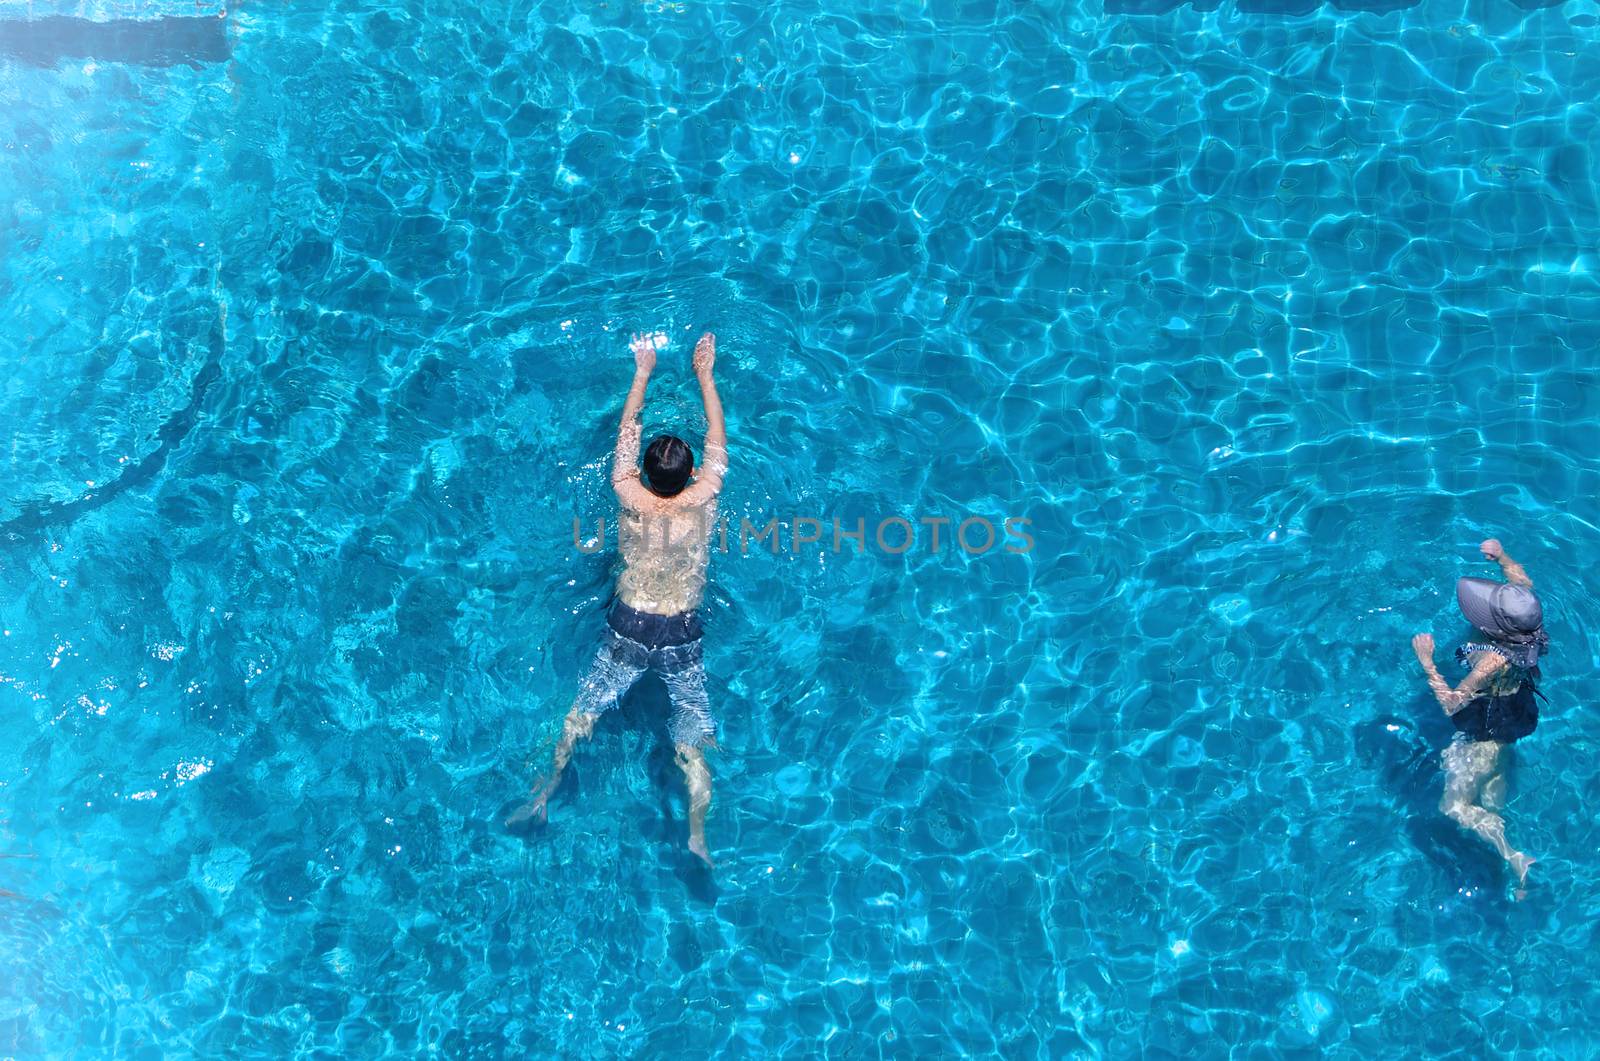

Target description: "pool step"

left=0, top=4, right=229, bottom=66
left=0, top=1, right=224, bottom=19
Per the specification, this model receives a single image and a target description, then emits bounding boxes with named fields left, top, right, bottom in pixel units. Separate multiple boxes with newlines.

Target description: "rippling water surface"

left=2, top=0, right=1599, bottom=1054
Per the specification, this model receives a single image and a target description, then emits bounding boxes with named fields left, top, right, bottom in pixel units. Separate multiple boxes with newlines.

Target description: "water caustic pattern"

left=1, top=0, right=1599, bottom=1054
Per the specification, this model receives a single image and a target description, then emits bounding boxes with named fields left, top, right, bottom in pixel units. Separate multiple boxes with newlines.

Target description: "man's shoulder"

left=614, top=478, right=655, bottom=511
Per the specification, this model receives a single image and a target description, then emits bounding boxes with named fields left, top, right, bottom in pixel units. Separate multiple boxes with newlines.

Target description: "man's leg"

left=662, top=645, right=716, bottom=865
left=676, top=744, right=713, bottom=866
left=506, top=706, right=597, bottom=826
left=507, top=632, right=645, bottom=826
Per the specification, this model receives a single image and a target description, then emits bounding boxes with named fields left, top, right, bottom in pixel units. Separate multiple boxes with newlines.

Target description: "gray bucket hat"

left=1457, top=577, right=1546, bottom=666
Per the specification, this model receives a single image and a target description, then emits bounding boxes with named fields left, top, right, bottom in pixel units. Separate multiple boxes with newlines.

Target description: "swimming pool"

left=2, top=0, right=1598, bottom=1053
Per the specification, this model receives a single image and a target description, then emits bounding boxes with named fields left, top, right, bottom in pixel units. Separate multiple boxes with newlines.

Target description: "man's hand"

left=1480, top=538, right=1504, bottom=562
left=1412, top=632, right=1435, bottom=665
left=693, top=331, right=716, bottom=380
left=631, top=331, right=659, bottom=375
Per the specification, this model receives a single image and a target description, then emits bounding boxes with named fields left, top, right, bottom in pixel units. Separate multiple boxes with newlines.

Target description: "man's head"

left=643, top=434, right=694, bottom=496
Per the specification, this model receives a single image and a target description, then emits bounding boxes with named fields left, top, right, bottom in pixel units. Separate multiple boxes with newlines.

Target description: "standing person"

left=508, top=330, right=727, bottom=866
left=1411, top=538, right=1548, bottom=895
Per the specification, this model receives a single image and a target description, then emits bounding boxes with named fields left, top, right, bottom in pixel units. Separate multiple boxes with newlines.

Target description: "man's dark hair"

left=643, top=435, right=694, bottom=496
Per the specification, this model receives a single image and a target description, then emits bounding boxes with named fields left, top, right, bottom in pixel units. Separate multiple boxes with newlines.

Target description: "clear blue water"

left=2, top=0, right=1598, bottom=1054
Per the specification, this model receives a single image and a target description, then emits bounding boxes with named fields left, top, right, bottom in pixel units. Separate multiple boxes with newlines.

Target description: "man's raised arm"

left=612, top=332, right=658, bottom=493
left=690, top=331, right=727, bottom=497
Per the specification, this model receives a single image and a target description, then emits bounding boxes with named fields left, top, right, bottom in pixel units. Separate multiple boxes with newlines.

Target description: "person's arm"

left=612, top=333, right=657, bottom=501
left=1480, top=538, right=1532, bottom=588
left=681, top=331, right=727, bottom=501
left=1412, top=632, right=1505, bottom=714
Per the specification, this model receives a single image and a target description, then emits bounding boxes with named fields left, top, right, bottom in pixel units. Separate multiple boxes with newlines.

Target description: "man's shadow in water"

left=507, top=672, right=717, bottom=900
left=0, top=16, right=231, bottom=69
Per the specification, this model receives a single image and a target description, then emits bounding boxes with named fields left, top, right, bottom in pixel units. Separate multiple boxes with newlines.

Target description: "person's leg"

left=506, top=706, right=598, bottom=826
left=661, top=644, right=716, bottom=864
left=1439, top=738, right=1533, bottom=888
left=507, top=632, right=645, bottom=826
left=1479, top=752, right=1534, bottom=890
left=675, top=744, right=713, bottom=866
left=1481, top=771, right=1507, bottom=814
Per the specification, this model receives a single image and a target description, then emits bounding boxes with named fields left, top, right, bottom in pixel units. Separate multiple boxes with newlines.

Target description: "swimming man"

left=1411, top=538, right=1548, bottom=895
left=508, top=330, right=727, bottom=866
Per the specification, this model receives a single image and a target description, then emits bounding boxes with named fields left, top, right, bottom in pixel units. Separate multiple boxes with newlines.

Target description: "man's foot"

left=505, top=793, right=550, bottom=829
left=688, top=834, right=713, bottom=868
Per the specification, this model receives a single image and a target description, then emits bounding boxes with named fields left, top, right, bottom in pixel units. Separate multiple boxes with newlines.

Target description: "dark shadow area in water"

left=0, top=15, right=230, bottom=68
left=1354, top=707, right=1511, bottom=896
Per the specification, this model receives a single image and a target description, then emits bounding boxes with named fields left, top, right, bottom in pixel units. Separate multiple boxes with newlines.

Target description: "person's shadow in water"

left=503, top=672, right=718, bottom=902
left=1354, top=699, right=1510, bottom=894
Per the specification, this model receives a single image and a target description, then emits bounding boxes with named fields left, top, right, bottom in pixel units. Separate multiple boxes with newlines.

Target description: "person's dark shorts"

left=571, top=600, right=714, bottom=747
left=606, top=599, right=703, bottom=655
